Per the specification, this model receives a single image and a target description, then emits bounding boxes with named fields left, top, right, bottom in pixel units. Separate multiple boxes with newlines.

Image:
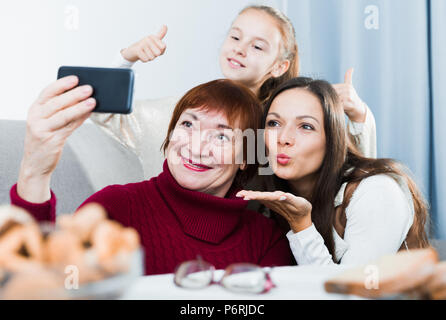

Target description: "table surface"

left=120, top=265, right=363, bottom=300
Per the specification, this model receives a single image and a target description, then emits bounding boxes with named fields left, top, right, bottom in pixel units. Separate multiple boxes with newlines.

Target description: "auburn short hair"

left=161, top=79, right=262, bottom=188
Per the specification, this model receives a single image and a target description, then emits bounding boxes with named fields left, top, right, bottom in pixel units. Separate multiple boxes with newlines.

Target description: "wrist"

left=347, top=101, right=367, bottom=123
left=120, top=48, right=137, bottom=63
left=289, top=215, right=312, bottom=233
left=17, top=164, right=52, bottom=203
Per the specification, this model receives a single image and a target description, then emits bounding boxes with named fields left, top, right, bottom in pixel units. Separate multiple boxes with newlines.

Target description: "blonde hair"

left=239, top=5, right=299, bottom=104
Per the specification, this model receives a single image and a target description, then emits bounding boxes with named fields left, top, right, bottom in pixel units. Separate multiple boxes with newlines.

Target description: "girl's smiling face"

left=219, top=9, right=289, bottom=92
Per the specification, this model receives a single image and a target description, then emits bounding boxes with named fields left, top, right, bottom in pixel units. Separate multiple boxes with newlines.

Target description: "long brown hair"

left=263, top=77, right=430, bottom=261
left=237, top=6, right=299, bottom=104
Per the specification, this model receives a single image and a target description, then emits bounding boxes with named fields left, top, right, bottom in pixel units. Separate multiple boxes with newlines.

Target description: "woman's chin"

left=175, top=177, right=206, bottom=192
left=173, top=169, right=213, bottom=190
left=272, top=166, right=296, bottom=181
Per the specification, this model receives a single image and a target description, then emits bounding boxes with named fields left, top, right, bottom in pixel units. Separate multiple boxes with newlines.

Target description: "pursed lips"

left=276, top=153, right=291, bottom=165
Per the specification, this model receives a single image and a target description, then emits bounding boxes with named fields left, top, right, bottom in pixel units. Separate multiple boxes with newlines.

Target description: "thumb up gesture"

left=332, top=68, right=367, bottom=123
left=121, top=25, right=168, bottom=63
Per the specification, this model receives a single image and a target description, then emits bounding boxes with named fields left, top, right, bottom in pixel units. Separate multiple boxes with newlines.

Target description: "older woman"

left=10, top=76, right=293, bottom=275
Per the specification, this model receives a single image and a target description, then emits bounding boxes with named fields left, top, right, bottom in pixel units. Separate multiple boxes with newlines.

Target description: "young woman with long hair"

left=236, top=77, right=430, bottom=265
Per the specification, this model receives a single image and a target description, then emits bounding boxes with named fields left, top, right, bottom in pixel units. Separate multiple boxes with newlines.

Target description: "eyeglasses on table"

left=173, top=256, right=276, bottom=294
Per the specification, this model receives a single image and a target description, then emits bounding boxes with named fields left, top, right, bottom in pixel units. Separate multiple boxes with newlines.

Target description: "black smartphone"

left=57, top=66, right=135, bottom=114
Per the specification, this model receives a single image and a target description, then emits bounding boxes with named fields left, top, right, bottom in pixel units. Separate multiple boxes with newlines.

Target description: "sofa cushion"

left=0, top=119, right=144, bottom=214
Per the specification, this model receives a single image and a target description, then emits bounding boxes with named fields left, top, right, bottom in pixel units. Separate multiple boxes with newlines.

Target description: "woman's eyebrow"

left=184, top=112, right=233, bottom=130
left=267, top=112, right=281, bottom=118
left=217, top=124, right=233, bottom=130
left=267, top=112, right=320, bottom=124
left=184, top=112, right=198, bottom=120
left=296, top=115, right=320, bottom=124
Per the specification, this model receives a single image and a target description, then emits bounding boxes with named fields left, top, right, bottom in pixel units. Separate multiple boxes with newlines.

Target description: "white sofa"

left=0, top=119, right=144, bottom=214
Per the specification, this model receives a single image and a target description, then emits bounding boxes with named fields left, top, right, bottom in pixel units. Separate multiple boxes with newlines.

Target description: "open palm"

left=236, top=190, right=312, bottom=231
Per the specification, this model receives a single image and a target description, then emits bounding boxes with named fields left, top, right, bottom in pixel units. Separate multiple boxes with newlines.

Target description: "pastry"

left=58, top=202, right=107, bottom=243
left=0, top=204, right=141, bottom=298
left=0, top=205, right=34, bottom=236
left=324, top=247, right=439, bottom=298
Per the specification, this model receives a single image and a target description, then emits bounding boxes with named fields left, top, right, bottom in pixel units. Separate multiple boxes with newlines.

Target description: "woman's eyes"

left=216, top=134, right=230, bottom=142
left=231, top=36, right=239, bottom=41
left=301, top=124, right=314, bottom=131
left=266, top=120, right=314, bottom=131
left=180, top=120, right=193, bottom=128
left=253, top=44, right=263, bottom=51
left=266, top=120, right=280, bottom=127
left=179, top=122, right=231, bottom=143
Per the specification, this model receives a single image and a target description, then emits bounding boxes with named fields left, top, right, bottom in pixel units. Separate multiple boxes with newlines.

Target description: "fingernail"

left=68, top=75, right=78, bottom=84
left=82, top=85, right=93, bottom=94
left=244, top=197, right=250, bottom=201
left=85, top=98, right=95, bottom=107
left=279, top=196, right=286, bottom=201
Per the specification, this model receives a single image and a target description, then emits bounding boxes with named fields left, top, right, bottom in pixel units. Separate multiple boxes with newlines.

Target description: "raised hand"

left=17, top=76, right=95, bottom=203
left=236, top=190, right=313, bottom=233
left=332, top=68, right=367, bottom=123
left=121, top=25, right=168, bottom=63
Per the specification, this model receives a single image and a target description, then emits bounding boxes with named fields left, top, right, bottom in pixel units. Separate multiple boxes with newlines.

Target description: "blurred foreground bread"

left=0, top=204, right=141, bottom=299
left=0, top=205, right=35, bottom=233
left=418, top=261, right=446, bottom=300
left=324, top=248, right=439, bottom=299
left=0, top=206, right=44, bottom=273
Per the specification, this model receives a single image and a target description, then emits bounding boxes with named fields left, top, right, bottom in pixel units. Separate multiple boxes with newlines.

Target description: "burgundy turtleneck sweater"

left=10, top=160, right=293, bottom=275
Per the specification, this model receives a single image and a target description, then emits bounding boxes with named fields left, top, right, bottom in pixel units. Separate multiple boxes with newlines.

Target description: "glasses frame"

left=173, top=256, right=276, bottom=294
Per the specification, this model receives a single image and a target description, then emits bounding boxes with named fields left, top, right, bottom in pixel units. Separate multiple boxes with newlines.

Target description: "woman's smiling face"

left=264, top=88, right=326, bottom=184
left=219, top=9, right=286, bottom=92
left=166, top=107, right=245, bottom=198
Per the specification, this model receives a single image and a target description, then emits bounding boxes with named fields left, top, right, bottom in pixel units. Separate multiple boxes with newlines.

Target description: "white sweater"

left=90, top=53, right=407, bottom=267
left=287, top=174, right=414, bottom=266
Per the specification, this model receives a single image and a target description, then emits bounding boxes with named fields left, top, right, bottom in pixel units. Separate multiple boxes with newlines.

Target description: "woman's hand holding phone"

left=121, top=25, right=168, bottom=63
left=17, top=76, right=96, bottom=203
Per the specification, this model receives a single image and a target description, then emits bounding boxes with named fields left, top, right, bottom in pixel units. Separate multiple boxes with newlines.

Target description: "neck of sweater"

left=156, top=160, right=247, bottom=244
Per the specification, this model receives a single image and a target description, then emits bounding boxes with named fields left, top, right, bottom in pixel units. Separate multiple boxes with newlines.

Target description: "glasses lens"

left=174, top=260, right=214, bottom=289
left=221, top=263, right=267, bottom=294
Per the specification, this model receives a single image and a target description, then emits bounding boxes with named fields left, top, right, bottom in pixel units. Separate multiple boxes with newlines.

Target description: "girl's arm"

left=347, top=103, right=377, bottom=158
left=89, top=26, right=169, bottom=159
left=333, top=68, right=377, bottom=158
